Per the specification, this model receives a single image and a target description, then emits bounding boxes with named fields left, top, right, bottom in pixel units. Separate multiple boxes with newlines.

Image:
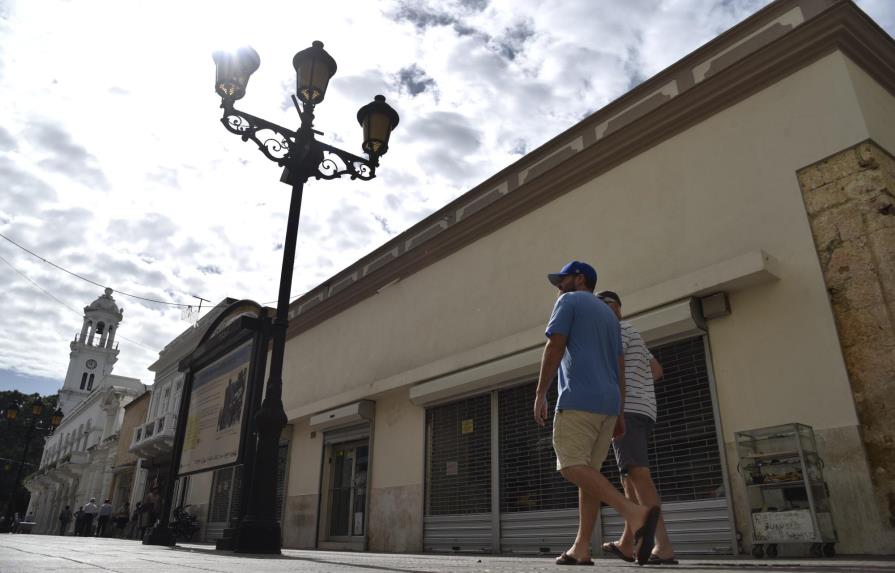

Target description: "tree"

left=0, top=391, right=59, bottom=515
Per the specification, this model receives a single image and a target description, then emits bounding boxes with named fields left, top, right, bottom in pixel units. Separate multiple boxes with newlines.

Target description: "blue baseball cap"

left=547, top=261, right=598, bottom=287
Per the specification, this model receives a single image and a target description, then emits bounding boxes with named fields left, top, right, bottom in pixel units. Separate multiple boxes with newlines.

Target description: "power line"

left=0, top=253, right=82, bottom=315
left=0, top=231, right=191, bottom=307
left=0, top=253, right=157, bottom=352
left=0, top=231, right=304, bottom=310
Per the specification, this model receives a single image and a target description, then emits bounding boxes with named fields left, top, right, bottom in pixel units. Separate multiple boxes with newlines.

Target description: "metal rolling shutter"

left=498, top=382, right=580, bottom=553
left=601, top=336, right=735, bottom=555
left=204, top=465, right=243, bottom=542
left=424, top=393, right=492, bottom=552
left=205, top=466, right=235, bottom=541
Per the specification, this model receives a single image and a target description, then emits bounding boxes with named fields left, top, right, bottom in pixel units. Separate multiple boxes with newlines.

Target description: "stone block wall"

left=797, top=140, right=895, bottom=528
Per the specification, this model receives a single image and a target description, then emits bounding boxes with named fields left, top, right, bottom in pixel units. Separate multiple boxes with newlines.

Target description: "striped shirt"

left=620, top=321, right=657, bottom=421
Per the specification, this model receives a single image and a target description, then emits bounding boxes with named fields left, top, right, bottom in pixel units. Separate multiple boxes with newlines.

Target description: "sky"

left=1, top=0, right=893, bottom=397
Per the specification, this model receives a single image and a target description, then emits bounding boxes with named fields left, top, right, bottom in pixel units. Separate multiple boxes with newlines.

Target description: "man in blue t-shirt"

left=534, top=260, right=660, bottom=566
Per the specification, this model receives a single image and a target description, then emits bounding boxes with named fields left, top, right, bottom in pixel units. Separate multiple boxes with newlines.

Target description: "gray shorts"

left=612, top=412, right=655, bottom=475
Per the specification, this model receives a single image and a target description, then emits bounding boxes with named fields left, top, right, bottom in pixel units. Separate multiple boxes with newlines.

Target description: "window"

left=87, top=373, right=95, bottom=391
left=80, top=373, right=88, bottom=390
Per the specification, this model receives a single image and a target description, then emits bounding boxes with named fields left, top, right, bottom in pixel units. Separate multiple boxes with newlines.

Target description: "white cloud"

left=0, top=0, right=891, bottom=391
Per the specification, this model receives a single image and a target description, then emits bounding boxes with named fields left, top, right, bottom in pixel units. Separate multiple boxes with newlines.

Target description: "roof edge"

left=284, top=0, right=895, bottom=340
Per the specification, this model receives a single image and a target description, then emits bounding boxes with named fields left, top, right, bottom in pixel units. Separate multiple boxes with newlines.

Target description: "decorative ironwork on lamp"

left=212, top=41, right=399, bottom=185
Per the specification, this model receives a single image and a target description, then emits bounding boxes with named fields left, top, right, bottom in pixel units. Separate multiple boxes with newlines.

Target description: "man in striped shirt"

left=598, top=290, right=678, bottom=565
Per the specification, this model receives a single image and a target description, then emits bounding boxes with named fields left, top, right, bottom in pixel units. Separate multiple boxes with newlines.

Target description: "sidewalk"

left=1, top=534, right=893, bottom=573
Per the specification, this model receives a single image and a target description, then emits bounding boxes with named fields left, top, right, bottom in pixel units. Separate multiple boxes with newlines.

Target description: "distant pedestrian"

left=598, top=290, right=677, bottom=565
left=81, top=498, right=99, bottom=536
left=96, top=499, right=113, bottom=536
left=73, top=506, right=84, bottom=536
left=113, top=501, right=130, bottom=537
left=533, top=261, right=659, bottom=565
left=139, top=488, right=160, bottom=540
left=58, top=505, right=72, bottom=535
left=11, top=512, right=21, bottom=533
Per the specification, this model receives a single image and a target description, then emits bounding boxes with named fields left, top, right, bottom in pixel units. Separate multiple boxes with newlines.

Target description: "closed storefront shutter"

left=424, top=393, right=492, bottom=552
left=422, top=335, right=733, bottom=555
left=498, top=382, right=580, bottom=553
left=601, top=336, right=735, bottom=555
left=205, top=466, right=235, bottom=541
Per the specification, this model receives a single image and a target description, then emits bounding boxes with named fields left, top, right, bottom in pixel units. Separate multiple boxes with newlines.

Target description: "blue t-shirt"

left=545, top=291, right=623, bottom=415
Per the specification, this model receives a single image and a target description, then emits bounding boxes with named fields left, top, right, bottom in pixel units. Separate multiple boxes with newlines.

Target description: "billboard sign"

left=178, top=339, right=252, bottom=475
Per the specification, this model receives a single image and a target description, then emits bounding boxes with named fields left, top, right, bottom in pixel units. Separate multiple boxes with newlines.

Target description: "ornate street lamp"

left=1, top=397, right=62, bottom=533
left=4, top=401, right=19, bottom=422
left=148, top=41, right=398, bottom=555
left=51, top=408, right=63, bottom=429
left=292, top=41, right=337, bottom=105
left=212, top=47, right=260, bottom=101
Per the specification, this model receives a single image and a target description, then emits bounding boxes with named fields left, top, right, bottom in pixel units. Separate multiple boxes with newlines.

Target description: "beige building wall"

left=281, top=51, right=868, bottom=421
left=279, top=50, right=894, bottom=553
left=114, top=392, right=149, bottom=468
left=844, top=57, right=895, bottom=152
left=367, top=390, right=425, bottom=552
left=281, top=419, right=323, bottom=549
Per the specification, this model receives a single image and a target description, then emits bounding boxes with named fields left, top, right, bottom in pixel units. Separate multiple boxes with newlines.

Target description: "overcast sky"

left=1, top=0, right=893, bottom=396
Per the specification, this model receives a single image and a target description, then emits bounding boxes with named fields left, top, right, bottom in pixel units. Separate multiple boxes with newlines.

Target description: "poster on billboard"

left=178, top=340, right=252, bottom=475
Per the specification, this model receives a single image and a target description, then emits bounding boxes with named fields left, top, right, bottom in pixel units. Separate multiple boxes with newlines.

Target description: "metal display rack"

left=735, top=423, right=837, bottom=558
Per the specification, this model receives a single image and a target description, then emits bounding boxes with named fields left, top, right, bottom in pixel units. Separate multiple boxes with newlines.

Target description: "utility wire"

left=0, top=231, right=191, bottom=307
left=0, top=254, right=157, bottom=352
left=0, top=253, right=82, bottom=315
left=0, top=231, right=304, bottom=310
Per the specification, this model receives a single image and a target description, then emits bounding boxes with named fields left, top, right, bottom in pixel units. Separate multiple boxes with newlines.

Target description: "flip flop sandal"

left=555, top=552, right=594, bottom=565
left=647, top=554, right=680, bottom=565
left=601, top=542, right=634, bottom=563
left=634, top=506, right=661, bottom=565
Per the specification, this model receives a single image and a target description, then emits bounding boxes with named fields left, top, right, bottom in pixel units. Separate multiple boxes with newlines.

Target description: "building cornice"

left=54, top=385, right=141, bottom=432
left=282, top=0, right=895, bottom=341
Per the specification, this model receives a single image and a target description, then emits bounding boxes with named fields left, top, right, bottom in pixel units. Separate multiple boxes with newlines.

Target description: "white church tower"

left=58, top=288, right=124, bottom=414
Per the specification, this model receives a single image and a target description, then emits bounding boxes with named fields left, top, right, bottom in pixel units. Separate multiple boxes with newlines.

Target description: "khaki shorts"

left=553, top=409, right=617, bottom=470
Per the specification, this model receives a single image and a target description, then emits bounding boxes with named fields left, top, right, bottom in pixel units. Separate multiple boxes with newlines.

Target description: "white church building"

left=24, top=288, right=144, bottom=533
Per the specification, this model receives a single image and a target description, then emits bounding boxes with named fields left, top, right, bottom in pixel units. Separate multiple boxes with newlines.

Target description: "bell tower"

left=58, top=288, right=124, bottom=414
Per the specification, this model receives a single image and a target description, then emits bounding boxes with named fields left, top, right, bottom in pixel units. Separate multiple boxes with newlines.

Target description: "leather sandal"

left=601, top=542, right=634, bottom=563
left=633, top=506, right=661, bottom=565
left=555, top=552, right=594, bottom=565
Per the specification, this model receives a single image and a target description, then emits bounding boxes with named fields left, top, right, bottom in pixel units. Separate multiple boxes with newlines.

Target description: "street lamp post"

left=211, top=41, right=399, bottom=554
left=1, top=398, right=63, bottom=533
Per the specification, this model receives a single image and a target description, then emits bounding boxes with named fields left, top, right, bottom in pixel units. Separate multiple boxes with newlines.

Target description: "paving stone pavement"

left=1, top=535, right=894, bottom=573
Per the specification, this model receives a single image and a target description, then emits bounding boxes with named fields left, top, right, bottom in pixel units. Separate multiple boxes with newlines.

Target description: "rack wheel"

left=751, top=545, right=765, bottom=558
left=822, top=543, right=836, bottom=557
left=766, top=544, right=778, bottom=558
left=809, top=543, right=822, bottom=557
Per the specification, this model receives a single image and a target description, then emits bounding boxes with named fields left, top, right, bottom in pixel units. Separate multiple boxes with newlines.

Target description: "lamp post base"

left=143, top=525, right=176, bottom=546
left=234, top=518, right=282, bottom=554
